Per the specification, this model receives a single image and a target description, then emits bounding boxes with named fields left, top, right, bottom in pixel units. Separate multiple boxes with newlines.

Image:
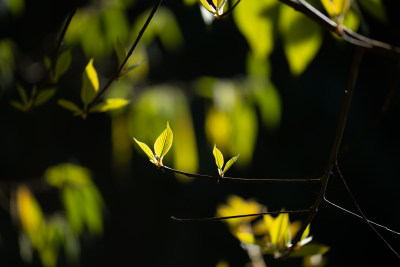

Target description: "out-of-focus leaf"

left=236, top=232, right=256, bottom=244
left=63, top=186, right=84, bottom=234
left=45, top=163, right=91, bottom=187
left=270, top=213, right=289, bottom=247
left=342, top=8, right=360, bottom=31
left=8, top=0, right=25, bottom=16
left=81, top=58, right=99, bottom=106
left=82, top=185, right=103, bottom=235
left=115, top=37, right=127, bottom=67
left=250, top=78, right=281, bottom=130
left=57, top=99, right=81, bottom=113
left=213, top=145, right=224, bottom=171
left=358, top=0, right=386, bottom=23
left=215, top=260, right=230, bottom=267
left=216, top=195, right=263, bottom=226
left=289, top=243, right=330, bottom=257
left=279, top=4, right=322, bottom=76
left=35, top=88, right=56, bottom=106
left=133, top=138, right=157, bottom=164
left=223, top=154, right=239, bottom=175
left=302, top=254, right=327, bottom=267
left=17, top=84, right=28, bottom=105
left=16, top=185, right=46, bottom=249
left=90, top=98, right=129, bottom=113
left=154, top=122, right=173, bottom=162
left=11, top=100, right=26, bottom=111
left=233, top=0, right=277, bottom=60
left=55, top=50, right=71, bottom=79
left=44, top=56, right=51, bottom=70
left=103, top=6, right=129, bottom=56
left=320, top=0, right=351, bottom=23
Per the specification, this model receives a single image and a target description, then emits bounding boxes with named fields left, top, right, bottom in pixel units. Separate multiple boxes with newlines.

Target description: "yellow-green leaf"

left=279, top=4, right=322, bottom=76
left=34, top=88, right=56, bottom=106
left=90, top=98, right=129, bottom=113
left=10, top=100, right=26, bottom=111
left=321, top=0, right=351, bottom=22
left=222, top=154, right=239, bottom=175
left=58, top=99, right=81, bottom=113
left=200, top=0, right=217, bottom=13
left=55, top=50, right=71, bottom=78
left=233, top=0, right=276, bottom=60
left=270, top=213, right=289, bottom=247
left=289, top=243, right=330, bottom=257
left=213, top=145, right=224, bottom=171
left=44, top=56, right=51, bottom=70
left=154, top=122, right=173, bottom=161
left=81, top=58, right=99, bottom=106
left=133, top=138, right=156, bottom=164
left=17, top=84, right=28, bottom=104
left=115, top=37, right=126, bottom=67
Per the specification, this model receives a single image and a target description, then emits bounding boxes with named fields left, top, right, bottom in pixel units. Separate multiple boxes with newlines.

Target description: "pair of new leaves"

left=134, top=122, right=239, bottom=177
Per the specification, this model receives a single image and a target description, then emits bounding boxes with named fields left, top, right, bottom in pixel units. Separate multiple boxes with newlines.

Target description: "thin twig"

left=279, top=0, right=400, bottom=58
left=171, top=209, right=311, bottom=222
left=161, top=166, right=321, bottom=184
left=220, top=0, right=243, bottom=18
left=87, top=0, right=163, bottom=112
left=324, top=198, right=400, bottom=236
left=334, top=163, right=400, bottom=258
left=26, top=0, right=79, bottom=112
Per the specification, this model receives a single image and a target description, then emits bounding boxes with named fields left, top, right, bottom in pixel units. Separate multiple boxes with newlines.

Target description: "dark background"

left=1, top=0, right=400, bottom=266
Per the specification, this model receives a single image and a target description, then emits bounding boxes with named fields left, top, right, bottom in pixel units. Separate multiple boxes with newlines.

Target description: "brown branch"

left=161, top=166, right=321, bottom=184
left=281, top=47, right=364, bottom=258
left=171, top=208, right=311, bottom=222
left=86, top=0, right=163, bottom=113
left=278, top=0, right=400, bottom=58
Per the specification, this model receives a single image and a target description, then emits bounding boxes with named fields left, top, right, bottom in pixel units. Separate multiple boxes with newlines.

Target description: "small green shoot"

left=213, top=145, right=239, bottom=177
left=133, top=122, right=173, bottom=167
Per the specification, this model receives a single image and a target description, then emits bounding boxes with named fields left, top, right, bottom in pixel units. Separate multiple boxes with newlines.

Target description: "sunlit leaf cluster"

left=216, top=195, right=329, bottom=259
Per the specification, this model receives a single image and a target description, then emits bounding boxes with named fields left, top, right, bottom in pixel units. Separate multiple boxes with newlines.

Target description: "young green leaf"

left=55, top=50, right=72, bottom=79
left=34, top=88, right=56, bottom=106
left=44, top=56, right=51, bottom=70
left=81, top=58, right=99, bottom=106
left=90, top=98, right=129, bottom=113
left=270, top=213, right=289, bottom=247
left=133, top=138, right=157, bottom=164
left=154, top=122, right=173, bottom=164
left=10, top=100, right=26, bottom=111
left=58, top=99, right=81, bottom=113
left=213, top=145, right=224, bottom=171
left=222, top=154, right=239, bottom=176
left=289, top=243, right=330, bottom=257
left=114, top=37, right=127, bottom=67
left=200, top=0, right=227, bottom=17
left=17, top=84, right=28, bottom=105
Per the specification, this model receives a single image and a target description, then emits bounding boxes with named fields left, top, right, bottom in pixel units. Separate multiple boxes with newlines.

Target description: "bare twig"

left=334, top=163, right=400, bottom=258
left=324, top=198, right=400, bottom=236
left=161, top=166, right=321, bottom=184
left=87, top=0, right=163, bottom=112
left=171, top=209, right=311, bottom=222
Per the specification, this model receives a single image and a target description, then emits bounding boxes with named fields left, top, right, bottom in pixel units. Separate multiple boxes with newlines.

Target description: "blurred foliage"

left=15, top=164, right=104, bottom=267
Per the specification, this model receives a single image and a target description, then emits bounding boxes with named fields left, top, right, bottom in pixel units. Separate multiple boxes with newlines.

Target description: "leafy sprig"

left=213, top=145, right=239, bottom=177
left=134, top=122, right=173, bottom=167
